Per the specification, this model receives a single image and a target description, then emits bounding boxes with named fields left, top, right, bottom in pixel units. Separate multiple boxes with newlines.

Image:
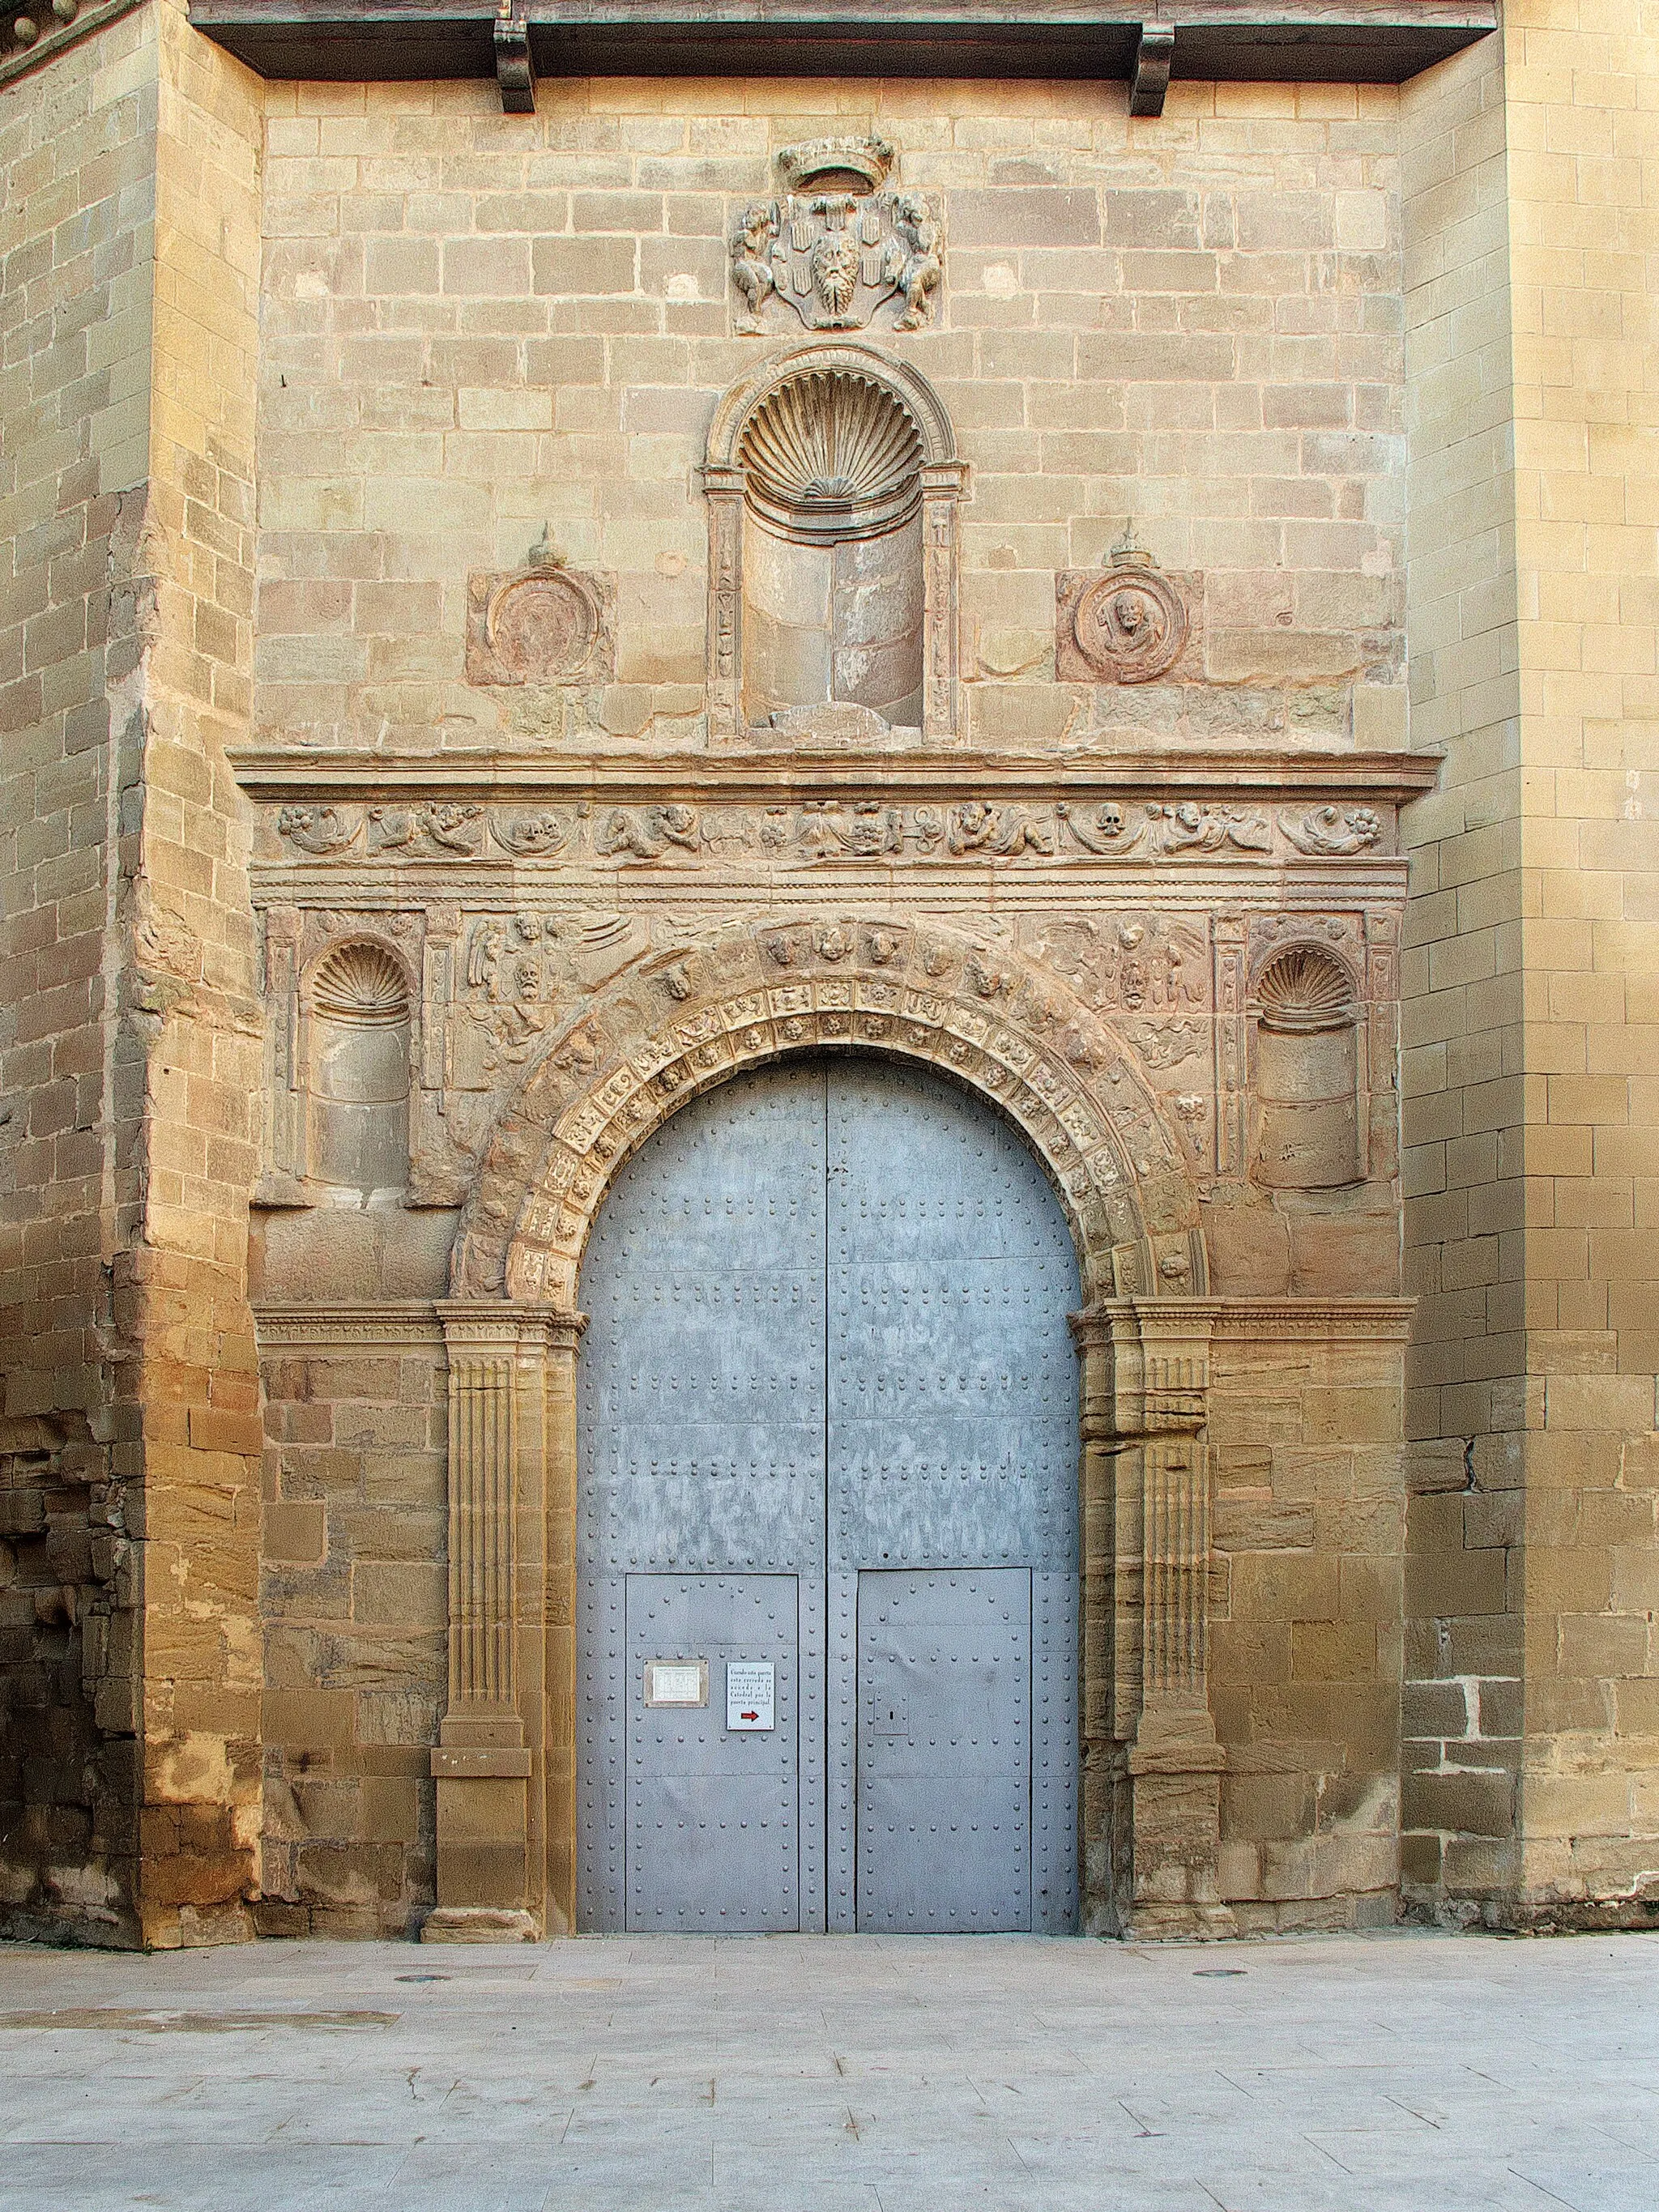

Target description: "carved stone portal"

left=730, top=137, right=941, bottom=337
left=1057, top=552, right=1195, bottom=685
left=465, top=562, right=615, bottom=687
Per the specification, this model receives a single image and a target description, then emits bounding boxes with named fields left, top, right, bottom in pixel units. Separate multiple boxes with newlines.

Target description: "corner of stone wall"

left=0, top=0, right=267, bottom=1949
left=117, top=0, right=266, bottom=1949
left=1397, top=19, right=1528, bottom=1928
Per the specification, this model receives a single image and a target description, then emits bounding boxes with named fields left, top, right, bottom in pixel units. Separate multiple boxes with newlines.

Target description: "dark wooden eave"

left=189, top=0, right=1495, bottom=87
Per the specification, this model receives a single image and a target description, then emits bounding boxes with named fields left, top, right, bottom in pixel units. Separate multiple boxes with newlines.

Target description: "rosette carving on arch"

left=448, top=915, right=1206, bottom=1307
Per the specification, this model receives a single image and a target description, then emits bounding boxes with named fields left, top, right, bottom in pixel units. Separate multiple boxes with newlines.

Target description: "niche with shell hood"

left=703, top=342, right=965, bottom=744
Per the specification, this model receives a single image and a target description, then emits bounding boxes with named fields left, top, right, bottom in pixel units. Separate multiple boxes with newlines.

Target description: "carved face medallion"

left=1072, top=566, right=1188, bottom=684
left=485, top=571, right=599, bottom=680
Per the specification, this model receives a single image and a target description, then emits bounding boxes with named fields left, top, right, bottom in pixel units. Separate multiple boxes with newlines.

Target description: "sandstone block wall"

left=0, top=0, right=267, bottom=1947
left=0, top=5, right=159, bottom=1945
left=1401, top=6, right=1659, bottom=1926
left=253, top=74, right=1408, bottom=761
left=1209, top=1315, right=1408, bottom=1929
left=253, top=1315, right=445, bottom=1937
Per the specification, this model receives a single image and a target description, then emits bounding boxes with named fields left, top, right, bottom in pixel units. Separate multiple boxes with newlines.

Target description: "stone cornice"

left=254, top=1301, right=446, bottom=1351
left=1208, top=1295, right=1416, bottom=1340
left=1073, top=1294, right=1416, bottom=1343
left=187, top=0, right=1494, bottom=90
left=229, top=747, right=1441, bottom=805
left=1, top=0, right=145, bottom=90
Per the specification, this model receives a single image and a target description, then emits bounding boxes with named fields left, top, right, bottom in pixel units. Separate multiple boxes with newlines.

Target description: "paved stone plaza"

left=1, top=1929, right=1655, bottom=2210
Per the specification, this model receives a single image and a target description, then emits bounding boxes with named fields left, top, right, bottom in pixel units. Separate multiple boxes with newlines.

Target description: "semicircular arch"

left=451, top=914, right=1205, bottom=1309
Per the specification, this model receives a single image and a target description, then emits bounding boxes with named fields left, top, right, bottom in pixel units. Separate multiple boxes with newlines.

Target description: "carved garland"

left=450, top=916, right=1206, bottom=1308
left=267, top=796, right=1390, bottom=867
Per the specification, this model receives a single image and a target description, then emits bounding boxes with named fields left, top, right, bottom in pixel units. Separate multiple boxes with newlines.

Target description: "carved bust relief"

left=730, top=136, right=942, bottom=338
left=465, top=553, right=615, bottom=687
left=1056, top=549, right=1195, bottom=685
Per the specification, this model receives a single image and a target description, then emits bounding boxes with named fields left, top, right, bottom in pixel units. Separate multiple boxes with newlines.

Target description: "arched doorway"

left=574, top=1055, right=1081, bottom=1934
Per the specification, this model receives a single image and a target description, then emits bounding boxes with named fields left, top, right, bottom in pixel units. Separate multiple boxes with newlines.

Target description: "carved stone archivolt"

left=447, top=913, right=1206, bottom=1310
left=1057, top=551, right=1195, bottom=685
left=730, top=136, right=941, bottom=338
left=465, top=558, right=614, bottom=687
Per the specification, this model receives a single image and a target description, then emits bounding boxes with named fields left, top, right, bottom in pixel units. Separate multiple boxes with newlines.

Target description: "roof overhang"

left=188, top=2, right=1496, bottom=93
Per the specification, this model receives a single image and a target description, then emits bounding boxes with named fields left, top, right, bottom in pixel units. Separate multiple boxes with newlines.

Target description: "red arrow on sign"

left=739, top=1711, right=759, bottom=1722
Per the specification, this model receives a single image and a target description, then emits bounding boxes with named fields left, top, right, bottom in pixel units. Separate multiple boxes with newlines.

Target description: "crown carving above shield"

left=777, top=135, right=896, bottom=196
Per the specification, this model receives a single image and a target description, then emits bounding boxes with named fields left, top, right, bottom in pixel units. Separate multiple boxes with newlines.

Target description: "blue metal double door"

left=576, top=1058, right=1081, bottom=1934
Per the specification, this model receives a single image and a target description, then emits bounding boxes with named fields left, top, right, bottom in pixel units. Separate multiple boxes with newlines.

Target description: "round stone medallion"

left=1072, top=565, right=1188, bottom=684
left=484, top=569, right=599, bottom=680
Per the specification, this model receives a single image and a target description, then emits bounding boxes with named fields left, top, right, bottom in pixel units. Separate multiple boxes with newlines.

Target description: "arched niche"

left=1250, top=943, right=1363, bottom=1191
left=305, top=939, right=412, bottom=1200
left=702, top=343, right=965, bottom=745
left=450, top=914, right=1203, bottom=1309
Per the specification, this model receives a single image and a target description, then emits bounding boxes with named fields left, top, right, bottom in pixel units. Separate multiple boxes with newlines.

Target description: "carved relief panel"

left=730, top=137, right=942, bottom=338
left=1056, top=548, right=1197, bottom=685
left=465, top=554, right=615, bottom=688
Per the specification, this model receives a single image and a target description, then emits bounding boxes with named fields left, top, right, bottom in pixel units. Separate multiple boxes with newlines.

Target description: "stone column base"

left=1126, top=1707, right=1235, bottom=1939
left=421, top=1906, right=541, bottom=1944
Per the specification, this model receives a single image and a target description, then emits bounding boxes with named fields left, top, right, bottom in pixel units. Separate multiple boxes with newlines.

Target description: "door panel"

left=576, top=1057, right=1081, bottom=1934
left=625, top=1575, right=800, bottom=1933
left=828, top=1063, right=1078, bottom=1933
left=577, top=1065, right=828, bottom=1934
left=855, top=1571, right=1032, bottom=1933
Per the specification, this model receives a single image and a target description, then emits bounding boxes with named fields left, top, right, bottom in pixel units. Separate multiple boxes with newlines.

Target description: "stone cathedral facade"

left=3, top=0, right=1657, bottom=1948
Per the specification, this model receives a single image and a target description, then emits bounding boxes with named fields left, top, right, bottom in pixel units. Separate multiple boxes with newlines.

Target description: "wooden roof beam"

left=186, top=2, right=1497, bottom=92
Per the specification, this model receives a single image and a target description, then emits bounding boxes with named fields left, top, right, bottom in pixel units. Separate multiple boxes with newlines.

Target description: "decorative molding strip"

left=2, top=0, right=145, bottom=86
left=251, top=795, right=1410, bottom=876
left=229, top=746, right=1442, bottom=804
left=186, top=2, right=1494, bottom=91
left=1206, top=1295, right=1417, bottom=1342
left=254, top=1301, right=446, bottom=1352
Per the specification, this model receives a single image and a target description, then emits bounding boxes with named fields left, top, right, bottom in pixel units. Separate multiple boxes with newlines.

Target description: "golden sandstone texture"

left=0, top=0, right=1656, bottom=1945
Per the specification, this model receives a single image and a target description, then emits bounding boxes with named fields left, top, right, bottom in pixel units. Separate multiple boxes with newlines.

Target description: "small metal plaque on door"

left=644, top=1658, right=708, bottom=1707
left=726, top=1660, right=775, bottom=1731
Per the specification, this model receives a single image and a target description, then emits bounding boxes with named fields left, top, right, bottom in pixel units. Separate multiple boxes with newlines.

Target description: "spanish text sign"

left=726, top=1660, right=774, bottom=1731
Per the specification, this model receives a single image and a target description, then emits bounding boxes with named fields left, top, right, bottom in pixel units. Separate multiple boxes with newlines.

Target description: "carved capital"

left=1071, top=1296, right=1218, bottom=1437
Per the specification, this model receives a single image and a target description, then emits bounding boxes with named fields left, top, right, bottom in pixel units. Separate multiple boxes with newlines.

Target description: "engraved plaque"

left=644, top=1657, right=708, bottom=1707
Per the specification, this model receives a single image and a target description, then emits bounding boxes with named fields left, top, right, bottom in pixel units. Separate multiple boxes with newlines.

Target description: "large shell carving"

left=1255, top=947, right=1354, bottom=1033
left=738, top=368, right=924, bottom=542
left=311, top=941, right=411, bottom=1027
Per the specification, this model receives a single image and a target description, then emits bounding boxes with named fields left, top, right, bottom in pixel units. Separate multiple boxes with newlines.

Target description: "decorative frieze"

left=262, top=792, right=1392, bottom=871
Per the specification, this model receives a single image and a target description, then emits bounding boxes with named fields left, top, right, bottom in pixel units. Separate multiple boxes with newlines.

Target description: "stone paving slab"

left=0, top=1930, right=1656, bottom=2211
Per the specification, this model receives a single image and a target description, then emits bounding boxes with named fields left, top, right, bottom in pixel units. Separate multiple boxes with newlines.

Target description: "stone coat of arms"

left=731, top=137, right=941, bottom=336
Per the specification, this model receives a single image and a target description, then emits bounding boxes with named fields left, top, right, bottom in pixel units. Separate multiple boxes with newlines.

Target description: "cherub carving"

left=887, top=194, right=941, bottom=331
left=731, top=202, right=781, bottom=334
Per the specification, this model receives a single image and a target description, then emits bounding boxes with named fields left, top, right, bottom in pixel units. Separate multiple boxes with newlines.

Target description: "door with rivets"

left=576, top=1056, right=1080, bottom=1934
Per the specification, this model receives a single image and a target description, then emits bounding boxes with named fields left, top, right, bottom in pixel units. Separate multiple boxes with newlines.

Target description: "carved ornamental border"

left=235, top=748, right=1438, bottom=893
left=450, top=911, right=1205, bottom=1308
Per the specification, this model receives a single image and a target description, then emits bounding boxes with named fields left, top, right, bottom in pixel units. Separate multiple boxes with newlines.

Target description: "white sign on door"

left=644, top=1658, right=707, bottom=1708
left=726, top=1660, right=774, bottom=1731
